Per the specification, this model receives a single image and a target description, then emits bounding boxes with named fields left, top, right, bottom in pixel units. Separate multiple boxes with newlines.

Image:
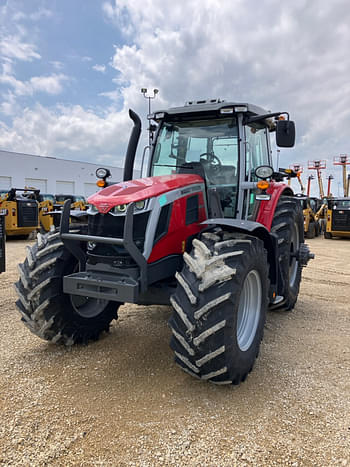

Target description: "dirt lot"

left=0, top=236, right=349, bottom=466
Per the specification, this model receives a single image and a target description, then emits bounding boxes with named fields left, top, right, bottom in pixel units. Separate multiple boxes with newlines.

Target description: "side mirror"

left=276, top=120, right=295, bottom=147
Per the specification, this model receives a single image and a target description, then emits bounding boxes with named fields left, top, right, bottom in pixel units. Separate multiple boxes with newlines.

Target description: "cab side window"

left=245, top=124, right=270, bottom=218
left=245, top=125, right=269, bottom=181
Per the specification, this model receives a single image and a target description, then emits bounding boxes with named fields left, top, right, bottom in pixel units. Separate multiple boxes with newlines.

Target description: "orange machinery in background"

left=308, top=160, right=326, bottom=198
left=333, top=155, right=350, bottom=197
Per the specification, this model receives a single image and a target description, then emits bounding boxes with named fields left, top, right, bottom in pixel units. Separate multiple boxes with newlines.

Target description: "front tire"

left=169, top=232, right=269, bottom=385
left=271, top=196, right=304, bottom=310
left=15, top=229, right=121, bottom=345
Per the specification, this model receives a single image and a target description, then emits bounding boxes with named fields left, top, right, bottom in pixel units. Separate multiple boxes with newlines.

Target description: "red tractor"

left=15, top=99, right=313, bottom=385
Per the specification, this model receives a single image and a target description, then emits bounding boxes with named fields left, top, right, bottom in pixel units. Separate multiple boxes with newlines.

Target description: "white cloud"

left=29, top=8, right=53, bottom=21
left=0, top=35, right=41, bottom=61
left=0, top=91, right=18, bottom=116
left=0, top=104, right=132, bottom=165
left=30, top=74, right=69, bottom=94
left=99, top=89, right=121, bottom=102
left=92, top=64, right=107, bottom=73
left=0, top=67, right=69, bottom=96
left=12, top=7, right=52, bottom=22
left=50, top=60, right=64, bottom=70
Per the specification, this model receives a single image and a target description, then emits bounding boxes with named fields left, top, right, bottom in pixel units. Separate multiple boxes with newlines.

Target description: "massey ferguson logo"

left=97, top=203, right=110, bottom=214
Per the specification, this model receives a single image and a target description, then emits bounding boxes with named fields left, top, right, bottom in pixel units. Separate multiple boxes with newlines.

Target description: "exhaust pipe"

left=123, top=109, right=142, bottom=181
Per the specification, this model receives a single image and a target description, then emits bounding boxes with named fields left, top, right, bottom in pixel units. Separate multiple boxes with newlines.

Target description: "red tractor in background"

left=15, top=99, right=313, bottom=385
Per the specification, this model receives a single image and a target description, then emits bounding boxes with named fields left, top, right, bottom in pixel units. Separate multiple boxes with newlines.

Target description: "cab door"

left=244, top=124, right=270, bottom=219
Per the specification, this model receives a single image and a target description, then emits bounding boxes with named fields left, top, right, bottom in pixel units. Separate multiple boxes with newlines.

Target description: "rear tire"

left=324, top=231, right=332, bottom=239
left=271, top=197, right=304, bottom=310
left=169, top=232, right=269, bottom=385
left=315, top=221, right=321, bottom=237
left=305, top=221, right=316, bottom=239
left=15, top=228, right=120, bottom=345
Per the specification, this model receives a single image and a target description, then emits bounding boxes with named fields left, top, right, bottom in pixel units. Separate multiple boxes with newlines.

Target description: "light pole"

left=141, top=88, right=159, bottom=147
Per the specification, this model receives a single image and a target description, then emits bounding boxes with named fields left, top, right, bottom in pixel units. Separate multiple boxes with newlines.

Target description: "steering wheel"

left=199, top=152, right=222, bottom=170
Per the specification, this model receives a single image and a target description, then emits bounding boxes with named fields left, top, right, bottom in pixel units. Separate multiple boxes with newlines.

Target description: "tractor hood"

left=88, top=174, right=204, bottom=214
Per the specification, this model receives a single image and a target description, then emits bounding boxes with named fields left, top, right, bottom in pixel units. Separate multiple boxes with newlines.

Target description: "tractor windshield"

left=151, top=118, right=239, bottom=216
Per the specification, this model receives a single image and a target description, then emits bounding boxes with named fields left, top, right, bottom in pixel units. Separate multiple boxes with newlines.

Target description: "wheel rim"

left=289, top=221, right=300, bottom=288
left=237, top=270, right=262, bottom=351
left=70, top=295, right=108, bottom=318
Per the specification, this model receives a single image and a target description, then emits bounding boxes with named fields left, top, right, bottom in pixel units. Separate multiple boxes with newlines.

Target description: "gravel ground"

left=0, top=236, right=349, bottom=466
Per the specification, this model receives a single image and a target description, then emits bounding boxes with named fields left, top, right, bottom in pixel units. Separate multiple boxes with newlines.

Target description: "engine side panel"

left=147, top=187, right=208, bottom=263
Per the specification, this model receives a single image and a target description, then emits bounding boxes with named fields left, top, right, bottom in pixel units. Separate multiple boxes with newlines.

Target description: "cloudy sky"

left=1, top=0, right=350, bottom=196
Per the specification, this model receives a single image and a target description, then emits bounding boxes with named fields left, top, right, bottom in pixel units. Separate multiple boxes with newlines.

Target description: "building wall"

left=0, top=150, right=140, bottom=198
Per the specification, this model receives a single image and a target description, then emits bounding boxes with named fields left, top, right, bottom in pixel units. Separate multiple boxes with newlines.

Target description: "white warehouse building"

left=0, top=149, right=128, bottom=198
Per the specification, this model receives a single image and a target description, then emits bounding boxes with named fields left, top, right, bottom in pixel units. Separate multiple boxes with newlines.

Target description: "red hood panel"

left=88, top=174, right=204, bottom=213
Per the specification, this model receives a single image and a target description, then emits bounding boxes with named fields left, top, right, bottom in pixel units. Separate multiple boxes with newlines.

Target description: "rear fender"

left=203, top=218, right=278, bottom=299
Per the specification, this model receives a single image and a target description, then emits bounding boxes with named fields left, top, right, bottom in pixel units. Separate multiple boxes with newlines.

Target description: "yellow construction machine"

left=55, top=194, right=87, bottom=211
left=324, top=197, right=350, bottom=238
left=295, top=195, right=324, bottom=238
left=53, top=194, right=88, bottom=227
left=0, top=188, right=39, bottom=237
left=291, top=164, right=325, bottom=237
left=324, top=156, right=350, bottom=238
left=36, top=193, right=55, bottom=232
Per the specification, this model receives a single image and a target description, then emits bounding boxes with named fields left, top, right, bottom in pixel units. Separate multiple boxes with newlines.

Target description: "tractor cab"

left=146, top=101, right=295, bottom=221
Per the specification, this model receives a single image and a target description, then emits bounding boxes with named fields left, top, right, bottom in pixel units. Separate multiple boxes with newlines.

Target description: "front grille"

left=331, top=210, right=350, bottom=231
left=17, top=200, right=38, bottom=227
left=88, top=212, right=150, bottom=259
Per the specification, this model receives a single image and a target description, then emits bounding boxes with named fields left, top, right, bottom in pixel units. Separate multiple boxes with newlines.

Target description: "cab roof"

left=155, top=100, right=268, bottom=118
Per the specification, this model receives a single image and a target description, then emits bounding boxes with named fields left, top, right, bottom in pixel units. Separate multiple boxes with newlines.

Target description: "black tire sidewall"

left=224, top=251, right=268, bottom=378
left=273, top=197, right=304, bottom=310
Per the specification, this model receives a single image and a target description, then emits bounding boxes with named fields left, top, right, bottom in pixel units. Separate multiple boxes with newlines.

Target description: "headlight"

left=96, top=167, right=111, bottom=179
left=113, top=204, right=127, bottom=213
left=135, top=200, right=145, bottom=210
left=255, top=165, right=274, bottom=180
